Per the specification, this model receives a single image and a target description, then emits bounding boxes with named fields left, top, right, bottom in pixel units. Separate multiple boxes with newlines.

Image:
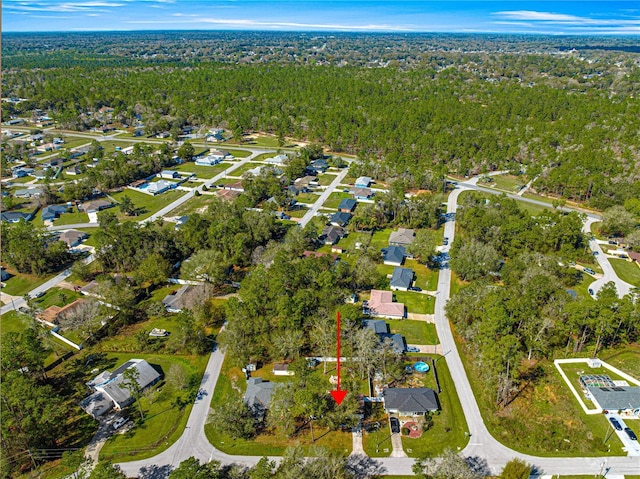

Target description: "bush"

left=194, top=190, right=201, bottom=197
left=401, top=427, right=410, bottom=436
left=202, top=185, right=208, bottom=191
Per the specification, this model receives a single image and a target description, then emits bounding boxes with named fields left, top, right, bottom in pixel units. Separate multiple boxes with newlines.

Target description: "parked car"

left=584, top=268, right=595, bottom=275
left=31, top=291, right=45, bottom=299
left=406, top=346, right=420, bottom=353
left=609, top=417, right=622, bottom=431
left=389, top=417, right=400, bottom=434
left=113, top=417, right=129, bottom=430
left=409, top=286, right=422, bottom=292
left=624, top=427, right=637, bottom=441
left=592, top=251, right=599, bottom=256
left=588, top=288, right=594, bottom=296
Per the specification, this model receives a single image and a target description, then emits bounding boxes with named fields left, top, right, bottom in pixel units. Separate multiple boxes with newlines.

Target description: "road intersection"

left=116, top=177, right=640, bottom=477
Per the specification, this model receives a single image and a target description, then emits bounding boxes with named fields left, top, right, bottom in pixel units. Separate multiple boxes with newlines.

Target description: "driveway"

left=606, top=414, right=640, bottom=456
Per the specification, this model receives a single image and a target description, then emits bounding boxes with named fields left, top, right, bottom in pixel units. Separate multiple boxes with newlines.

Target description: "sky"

left=3, top=0, right=640, bottom=35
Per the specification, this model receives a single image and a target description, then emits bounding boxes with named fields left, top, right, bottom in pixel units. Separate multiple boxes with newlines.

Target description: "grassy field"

left=296, top=192, right=322, bottom=204
left=0, top=310, right=31, bottom=336
left=318, top=174, right=338, bottom=186
left=167, top=194, right=217, bottom=216
left=491, top=174, right=526, bottom=193
left=54, top=210, right=90, bottom=226
left=1, top=268, right=54, bottom=296
left=400, top=356, right=470, bottom=457
left=405, top=259, right=439, bottom=291
left=609, top=258, right=640, bottom=287
left=99, top=352, right=208, bottom=462
left=602, top=347, right=640, bottom=378
left=456, top=328, right=628, bottom=457
left=394, top=290, right=435, bottom=315
left=33, top=287, right=83, bottom=310
left=387, top=320, right=438, bottom=344
left=108, top=188, right=187, bottom=221
left=205, top=357, right=353, bottom=456
left=228, top=162, right=267, bottom=176
left=174, top=162, right=231, bottom=179
left=222, top=148, right=252, bottom=158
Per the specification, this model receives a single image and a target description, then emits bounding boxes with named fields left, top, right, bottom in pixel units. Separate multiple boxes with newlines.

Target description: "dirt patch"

left=401, top=421, right=423, bottom=439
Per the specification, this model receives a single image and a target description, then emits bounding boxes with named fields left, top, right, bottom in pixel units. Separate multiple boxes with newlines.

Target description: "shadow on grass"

left=138, top=464, right=173, bottom=479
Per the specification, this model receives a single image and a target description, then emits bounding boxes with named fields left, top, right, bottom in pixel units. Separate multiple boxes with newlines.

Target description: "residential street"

left=297, top=163, right=351, bottom=228
left=114, top=176, right=640, bottom=478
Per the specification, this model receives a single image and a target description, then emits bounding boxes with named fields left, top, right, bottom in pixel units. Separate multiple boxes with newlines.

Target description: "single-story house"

left=31, top=170, right=47, bottom=180
left=380, top=333, right=407, bottom=354
left=367, top=290, right=405, bottom=319
left=382, top=245, right=407, bottom=266
left=287, top=185, right=300, bottom=196
left=146, top=180, right=174, bottom=195
left=338, top=198, right=357, bottom=213
left=1, top=211, right=32, bottom=223
left=243, top=165, right=266, bottom=177
left=80, top=359, right=162, bottom=418
left=223, top=181, right=245, bottom=192
left=156, top=131, right=171, bottom=139
left=330, top=211, right=352, bottom=227
left=320, top=225, right=346, bottom=245
left=350, top=187, right=373, bottom=200
left=217, top=189, right=241, bottom=201
left=206, top=130, right=225, bottom=142
left=588, top=386, right=640, bottom=417
left=390, top=267, right=414, bottom=291
left=264, top=154, right=288, bottom=165
left=159, top=170, right=180, bottom=179
left=14, top=187, right=42, bottom=198
left=310, top=159, right=329, bottom=173
left=355, top=176, right=372, bottom=188
left=81, top=199, right=113, bottom=214
left=243, top=377, right=276, bottom=420
left=195, top=156, right=220, bottom=168
left=60, top=229, right=89, bottom=247
left=13, top=167, right=34, bottom=178
left=162, top=285, right=193, bottom=313
left=37, top=299, right=88, bottom=326
left=175, top=216, right=189, bottom=229
left=389, top=228, right=415, bottom=246
left=42, top=204, right=69, bottom=222
left=66, top=166, right=82, bottom=176
left=382, top=387, right=439, bottom=416
left=294, top=175, right=317, bottom=189
left=363, top=319, right=388, bottom=334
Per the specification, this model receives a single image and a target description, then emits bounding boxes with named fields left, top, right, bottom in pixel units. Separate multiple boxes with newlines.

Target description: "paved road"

left=298, top=165, right=351, bottom=228
left=583, top=217, right=635, bottom=298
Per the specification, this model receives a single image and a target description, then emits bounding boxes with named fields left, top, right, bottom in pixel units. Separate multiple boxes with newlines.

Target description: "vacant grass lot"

left=401, top=356, right=469, bottom=457
left=205, top=357, right=353, bottom=456
left=394, top=290, right=435, bottom=315
left=1, top=267, right=54, bottom=296
left=109, top=188, right=187, bottom=221
left=174, top=162, right=230, bottom=179
left=492, top=174, right=526, bottom=193
left=603, top=347, right=640, bottom=378
left=229, top=162, right=267, bottom=177
left=456, top=328, right=627, bottom=456
left=99, top=352, right=208, bottom=462
left=318, top=173, right=338, bottom=186
left=609, top=258, right=640, bottom=287
left=387, top=320, right=438, bottom=344
left=1, top=310, right=30, bottom=336
left=167, top=194, right=217, bottom=216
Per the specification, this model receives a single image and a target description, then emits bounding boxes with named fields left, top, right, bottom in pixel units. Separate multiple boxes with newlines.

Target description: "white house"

left=80, top=359, right=162, bottom=418
left=195, top=155, right=222, bottom=166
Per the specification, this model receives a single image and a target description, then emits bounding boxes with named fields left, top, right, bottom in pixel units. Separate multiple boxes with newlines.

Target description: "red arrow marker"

left=330, top=311, right=348, bottom=405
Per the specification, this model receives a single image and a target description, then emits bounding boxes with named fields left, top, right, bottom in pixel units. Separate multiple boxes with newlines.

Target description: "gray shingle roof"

left=90, top=359, right=161, bottom=409
left=389, top=228, right=415, bottom=246
left=244, top=377, right=276, bottom=418
left=588, top=386, right=640, bottom=410
left=338, top=198, right=357, bottom=211
left=363, top=319, right=388, bottom=334
left=382, top=387, right=439, bottom=413
left=382, top=245, right=406, bottom=265
left=390, top=267, right=414, bottom=290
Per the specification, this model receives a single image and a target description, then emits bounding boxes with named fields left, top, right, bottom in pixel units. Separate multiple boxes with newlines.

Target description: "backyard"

left=386, top=320, right=438, bottom=345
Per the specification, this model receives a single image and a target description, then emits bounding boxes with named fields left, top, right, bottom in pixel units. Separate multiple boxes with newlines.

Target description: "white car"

left=113, top=417, right=129, bottom=430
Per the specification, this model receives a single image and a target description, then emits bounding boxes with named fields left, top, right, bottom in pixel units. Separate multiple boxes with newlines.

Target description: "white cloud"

left=494, top=11, right=587, bottom=22
left=5, top=1, right=125, bottom=12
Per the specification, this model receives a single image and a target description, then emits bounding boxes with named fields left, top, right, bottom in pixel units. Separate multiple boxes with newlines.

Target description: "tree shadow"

left=138, top=464, right=173, bottom=479
left=465, top=455, right=491, bottom=477
left=346, top=454, right=386, bottom=479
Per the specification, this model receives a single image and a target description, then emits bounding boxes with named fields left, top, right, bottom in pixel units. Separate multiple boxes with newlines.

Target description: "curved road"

left=115, top=177, right=639, bottom=478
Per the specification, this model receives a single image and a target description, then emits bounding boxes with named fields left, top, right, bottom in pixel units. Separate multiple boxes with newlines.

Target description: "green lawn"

left=362, top=403, right=392, bottom=457
left=400, top=356, right=469, bottom=457
left=405, top=259, right=439, bottom=291
left=322, top=191, right=353, bottom=209
left=76, top=227, right=100, bottom=247
left=99, top=353, right=208, bottom=462
left=394, top=290, right=435, bottom=315
left=34, top=287, right=83, bottom=310
left=1, top=310, right=31, bottom=336
left=1, top=269, right=54, bottom=296
left=609, top=258, right=640, bottom=287
left=318, top=174, right=338, bottom=186
left=53, top=210, right=90, bottom=226
left=370, top=229, right=393, bottom=251
left=174, top=162, right=231, bottom=179
left=222, top=149, right=251, bottom=158
left=108, top=188, right=187, bottom=221
left=603, top=348, right=640, bottom=378
left=491, top=174, right=526, bottom=193
left=571, top=274, right=596, bottom=301
left=296, top=192, right=321, bottom=204
left=387, top=320, right=438, bottom=344
left=167, top=194, right=217, bottom=216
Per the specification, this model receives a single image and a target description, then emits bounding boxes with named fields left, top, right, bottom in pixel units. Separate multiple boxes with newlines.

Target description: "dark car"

left=588, top=288, right=594, bottom=295
left=406, top=346, right=420, bottom=353
left=624, top=427, right=637, bottom=441
left=609, top=417, right=622, bottom=431
left=409, top=286, right=422, bottom=292
left=390, top=417, right=400, bottom=434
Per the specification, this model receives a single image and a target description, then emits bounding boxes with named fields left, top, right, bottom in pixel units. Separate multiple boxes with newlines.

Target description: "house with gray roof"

left=60, top=229, right=89, bottom=248
left=338, top=198, right=357, bottom=213
left=330, top=211, right=351, bottom=227
left=382, top=245, right=406, bottom=266
left=162, top=285, right=193, bottom=313
left=80, top=358, right=162, bottom=417
left=363, top=319, right=388, bottom=335
left=1, top=211, right=32, bottom=223
left=14, top=187, right=42, bottom=198
left=81, top=199, right=113, bottom=214
left=382, top=387, right=439, bottom=416
left=390, top=267, right=414, bottom=291
left=355, top=176, right=372, bottom=188
left=588, top=386, right=640, bottom=417
left=243, top=377, right=276, bottom=420
left=389, top=228, right=415, bottom=246
left=321, top=225, right=346, bottom=245
left=380, top=333, right=406, bottom=354
left=42, top=204, right=68, bottom=222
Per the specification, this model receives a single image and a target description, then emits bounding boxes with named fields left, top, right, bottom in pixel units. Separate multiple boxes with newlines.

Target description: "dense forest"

left=3, top=33, right=640, bottom=208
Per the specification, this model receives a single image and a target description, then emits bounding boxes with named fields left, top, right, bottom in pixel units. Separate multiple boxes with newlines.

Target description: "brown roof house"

left=366, top=290, right=405, bottom=319
left=389, top=228, right=415, bottom=246
left=59, top=229, right=89, bottom=248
